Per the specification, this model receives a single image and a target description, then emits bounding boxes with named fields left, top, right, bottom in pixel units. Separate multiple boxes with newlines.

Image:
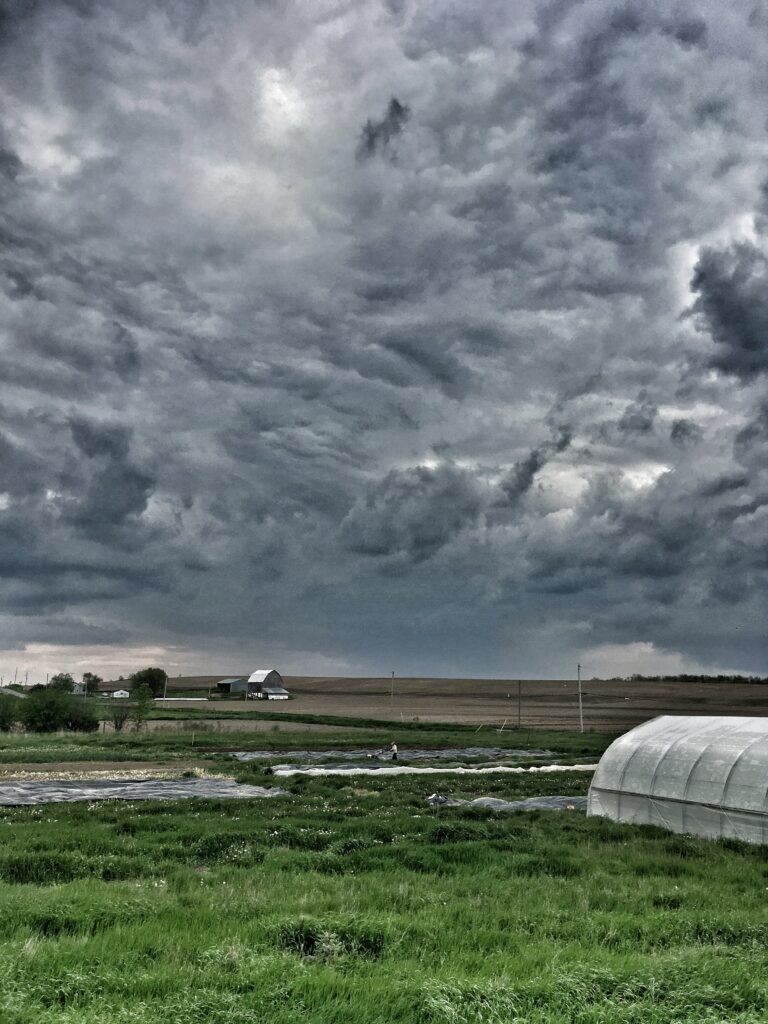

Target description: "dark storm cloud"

left=341, top=464, right=483, bottom=562
left=70, top=418, right=131, bottom=460
left=692, top=243, right=768, bottom=380
left=0, top=430, right=45, bottom=497
left=63, top=419, right=157, bottom=542
left=71, top=462, right=155, bottom=536
left=0, top=499, right=161, bottom=616
left=4, top=268, right=33, bottom=297
left=617, top=395, right=657, bottom=436
left=0, top=149, right=22, bottom=180
left=369, top=330, right=470, bottom=398
left=0, top=0, right=766, bottom=678
left=734, top=401, right=768, bottom=464
left=499, top=428, right=572, bottom=505
left=109, top=323, right=141, bottom=382
left=699, top=473, right=748, bottom=498
left=357, top=97, right=410, bottom=160
left=670, top=419, right=702, bottom=445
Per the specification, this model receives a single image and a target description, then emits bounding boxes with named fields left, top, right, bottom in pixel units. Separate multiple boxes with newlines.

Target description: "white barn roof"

left=247, top=669, right=283, bottom=684
left=588, top=716, right=768, bottom=844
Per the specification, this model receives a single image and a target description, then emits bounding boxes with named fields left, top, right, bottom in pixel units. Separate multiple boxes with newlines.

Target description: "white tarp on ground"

left=269, top=763, right=598, bottom=777
left=232, top=747, right=555, bottom=762
left=0, top=779, right=288, bottom=806
left=427, top=794, right=588, bottom=812
left=587, top=716, right=768, bottom=844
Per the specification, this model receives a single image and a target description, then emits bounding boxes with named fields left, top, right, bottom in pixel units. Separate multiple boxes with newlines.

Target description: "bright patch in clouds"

left=622, top=463, right=671, bottom=490
left=260, top=68, right=307, bottom=136
left=579, top=642, right=743, bottom=680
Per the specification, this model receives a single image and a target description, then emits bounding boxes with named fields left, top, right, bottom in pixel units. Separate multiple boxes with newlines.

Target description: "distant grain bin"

left=247, top=669, right=290, bottom=700
left=588, top=716, right=768, bottom=844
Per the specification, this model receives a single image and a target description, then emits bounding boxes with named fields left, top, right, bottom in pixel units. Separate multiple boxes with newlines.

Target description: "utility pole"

left=577, top=663, right=584, bottom=734
left=517, top=679, right=521, bottom=728
left=163, top=674, right=168, bottom=703
left=390, top=671, right=395, bottom=703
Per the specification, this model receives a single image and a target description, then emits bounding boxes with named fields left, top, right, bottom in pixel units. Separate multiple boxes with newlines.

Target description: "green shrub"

left=20, top=688, right=72, bottom=732
left=0, top=694, right=19, bottom=731
left=65, top=700, right=99, bottom=733
left=19, top=688, right=98, bottom=732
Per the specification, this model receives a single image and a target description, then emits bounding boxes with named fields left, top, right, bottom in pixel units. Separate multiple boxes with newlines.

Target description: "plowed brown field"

left=159, top=676, right=768, bottom=732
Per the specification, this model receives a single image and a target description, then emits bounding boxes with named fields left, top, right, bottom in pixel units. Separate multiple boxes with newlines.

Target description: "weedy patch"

left=193, top=833, right=264, bottom=865
left=652, top=893, right=683, bottom=910
left=509, top=850, right=581, bottom=878
left=275, top=917, right=386, bottom=961
left=428, top=823, right=489, bottom=845
left=421, top=980, right=522, bottom=1024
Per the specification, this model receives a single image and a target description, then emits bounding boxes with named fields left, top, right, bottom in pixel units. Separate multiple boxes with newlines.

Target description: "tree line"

left=624, top=674, right=768, bottom=684
left=0, top=666, right=169, bottom=733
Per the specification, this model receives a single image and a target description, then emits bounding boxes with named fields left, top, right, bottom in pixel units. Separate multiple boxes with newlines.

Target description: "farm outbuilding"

left=247, top=670, right=289, bottom=700
left=216, top=677, right=247, bottom=696
left=588, top=716, right=768, bottom=844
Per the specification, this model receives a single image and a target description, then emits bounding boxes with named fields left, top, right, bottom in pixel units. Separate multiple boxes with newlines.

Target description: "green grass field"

left=0, top=722, right=611, bottom=763
left=0, top=724, right=766, bottom=1022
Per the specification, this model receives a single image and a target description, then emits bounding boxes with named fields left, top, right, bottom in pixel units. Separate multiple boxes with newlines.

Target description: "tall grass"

left=0, top=769, right=767, bottom=1022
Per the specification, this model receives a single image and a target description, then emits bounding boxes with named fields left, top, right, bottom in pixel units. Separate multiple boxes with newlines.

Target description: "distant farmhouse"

left=247, top=669, right=290, bottom=700
left=99, top=688, right=131, bottom=699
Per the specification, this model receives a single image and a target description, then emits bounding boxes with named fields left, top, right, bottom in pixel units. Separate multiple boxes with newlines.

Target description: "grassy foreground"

left=0, top=762, right=767, bottom=1022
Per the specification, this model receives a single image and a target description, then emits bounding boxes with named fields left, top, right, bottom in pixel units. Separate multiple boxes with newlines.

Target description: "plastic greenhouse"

left=587, top=716, right=768, bottom=844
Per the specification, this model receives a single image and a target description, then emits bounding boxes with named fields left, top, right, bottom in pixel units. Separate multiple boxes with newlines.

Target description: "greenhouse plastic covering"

left=588, top=716, right=768, bottom=844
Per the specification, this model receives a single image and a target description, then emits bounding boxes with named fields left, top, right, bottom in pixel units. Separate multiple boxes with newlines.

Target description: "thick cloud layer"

left=0, top=0, right=766, bottom=679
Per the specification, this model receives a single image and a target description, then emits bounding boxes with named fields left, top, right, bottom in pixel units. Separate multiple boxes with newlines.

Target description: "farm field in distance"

left=158, top=675, right=768, bottom=731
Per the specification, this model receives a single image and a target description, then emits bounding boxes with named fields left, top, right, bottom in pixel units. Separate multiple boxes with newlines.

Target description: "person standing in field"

left=390, top=742, right=398, bottom=761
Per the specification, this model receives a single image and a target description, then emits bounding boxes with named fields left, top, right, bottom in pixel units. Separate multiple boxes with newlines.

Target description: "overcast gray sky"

left=1, top=0, right=766, bottom=682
